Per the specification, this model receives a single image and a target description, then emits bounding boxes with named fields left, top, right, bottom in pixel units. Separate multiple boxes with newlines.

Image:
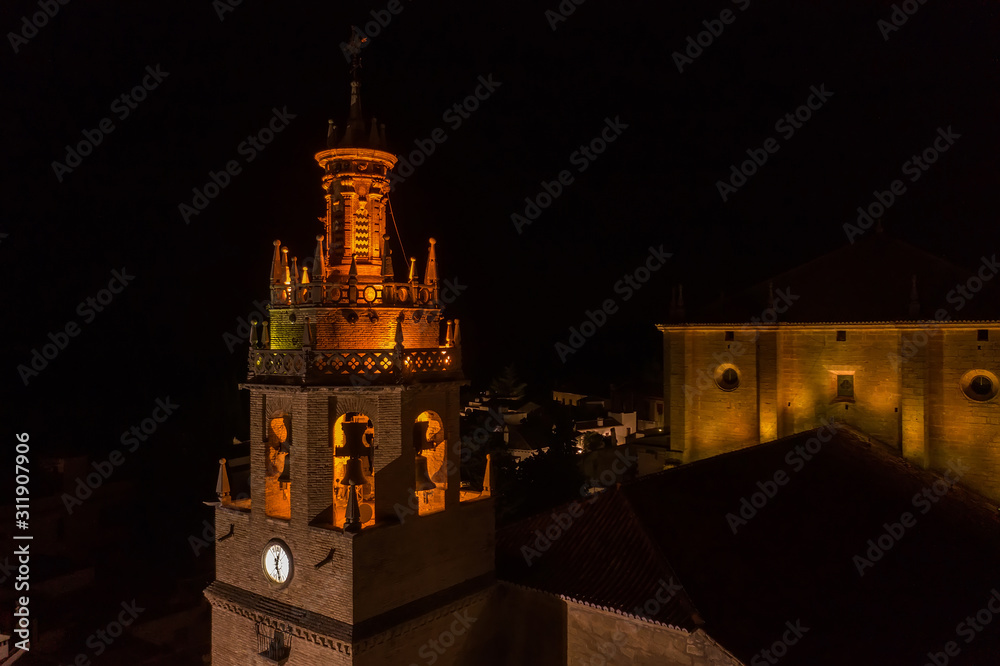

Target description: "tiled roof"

left=496, top=427, right=1000, bottom=664
left=496, top=487, right=703, bottom=631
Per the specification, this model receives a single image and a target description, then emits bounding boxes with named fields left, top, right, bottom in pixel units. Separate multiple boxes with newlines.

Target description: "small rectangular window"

left=724, top=331, right=734, bottom=341
left=978, top=329, right=989, bottom=341
left=836, top=330, right=847, bottom=341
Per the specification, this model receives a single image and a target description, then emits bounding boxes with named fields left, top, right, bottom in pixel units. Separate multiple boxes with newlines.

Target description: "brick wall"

left=354, top=587, right=497, bottom=666
left=661, top=324, right=1000, bottom=503
left=677, top=329, right=761, bottom=461
left=353, top=500, right=494, bottom=623
left=210, top=603, right=353, bottom=666
left=781, top=328, right=900, bottom=445
left=269, top=306, right=443, bottom=350
left=215, top=381, right=492, bottom=644
left=927, top=329, right=1000, bottom=500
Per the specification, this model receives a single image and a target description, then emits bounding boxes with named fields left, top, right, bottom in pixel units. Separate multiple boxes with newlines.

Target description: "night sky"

left=3, top=0, right=999, bottom=609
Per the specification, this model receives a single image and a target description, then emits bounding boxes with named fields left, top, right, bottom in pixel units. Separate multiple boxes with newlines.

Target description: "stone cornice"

left=205, top=581, right=352, bottom=653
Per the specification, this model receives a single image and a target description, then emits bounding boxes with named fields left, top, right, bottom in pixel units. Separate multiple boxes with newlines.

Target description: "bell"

left=344, top=482, right=361, bottom=533
left=413, top=421, right=430, bottom=453
left=431, top=462, right=448, bottom=484
left=341, top=457, right=367, bottom=486
left=415, top=454, right=436, bottom=491
left=278, top=449, right=291, bottom=487
left=339, top=421, right=371, bottom=459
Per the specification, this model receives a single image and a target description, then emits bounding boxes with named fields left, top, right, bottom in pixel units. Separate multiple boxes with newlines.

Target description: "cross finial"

left=348, top=28, right=366, bottom=83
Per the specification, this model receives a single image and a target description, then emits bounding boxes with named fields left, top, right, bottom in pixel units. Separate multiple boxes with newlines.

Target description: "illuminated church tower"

left=204, top=54, right=495, bottom=665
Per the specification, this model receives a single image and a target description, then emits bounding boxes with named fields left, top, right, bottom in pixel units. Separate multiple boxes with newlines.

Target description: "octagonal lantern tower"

left=204, top=50, right=495, bottom=666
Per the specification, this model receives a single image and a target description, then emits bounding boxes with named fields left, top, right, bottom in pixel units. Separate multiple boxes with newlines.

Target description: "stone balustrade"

left=270, top=280, right=439, bottom=309
left=247, top=347, right=461, bottom=384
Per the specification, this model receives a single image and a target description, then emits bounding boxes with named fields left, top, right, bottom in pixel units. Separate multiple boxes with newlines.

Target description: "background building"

left=659, top=232, right=1000, bottom=502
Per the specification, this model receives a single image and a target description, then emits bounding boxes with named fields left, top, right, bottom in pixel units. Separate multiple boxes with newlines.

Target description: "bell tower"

left=204, top=47, right=495, bottom=665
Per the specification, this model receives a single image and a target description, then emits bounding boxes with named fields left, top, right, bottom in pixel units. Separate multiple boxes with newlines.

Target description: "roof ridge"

left=497, top=580, right=688, bottom=632
left=616, top=487, right=705, bottom=625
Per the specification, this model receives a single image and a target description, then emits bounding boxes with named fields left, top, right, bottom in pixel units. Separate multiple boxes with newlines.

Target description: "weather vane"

left=348, top=28, right=367, bottom=81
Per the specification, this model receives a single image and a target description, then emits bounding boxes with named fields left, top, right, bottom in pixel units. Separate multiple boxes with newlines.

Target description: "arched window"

left=332, top=412, right=375, bottom=530
left=265, top=414, right=291, bottom=520
left=415, top=411, right=448, bottom=516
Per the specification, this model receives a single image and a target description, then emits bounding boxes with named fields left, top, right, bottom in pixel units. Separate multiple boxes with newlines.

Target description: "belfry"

left=204, top=51, right=495, bottom=665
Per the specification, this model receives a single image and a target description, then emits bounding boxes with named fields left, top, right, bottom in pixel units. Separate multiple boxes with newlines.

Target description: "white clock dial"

left=262, top=541, right=293, bottom=585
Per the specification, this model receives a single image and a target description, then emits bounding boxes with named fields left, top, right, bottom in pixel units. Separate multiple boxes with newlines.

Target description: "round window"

left=961, top=370, right=999, bottom=402
left=971, top=375, right=993, bottom=396
left=715, top=365, right=740, bottom=391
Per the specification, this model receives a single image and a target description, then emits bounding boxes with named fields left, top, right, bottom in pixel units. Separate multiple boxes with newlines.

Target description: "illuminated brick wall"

left=776, top=328, right=900, bottom=445
left=269, top=306, right=443, bottom=350
left=662, top=324, right=1000, bottom=503
left=665, top=328, right=761, bottom=461
left=926, top=329, right=1000, bottom=501
left=213, top=382, right=493, bottom=659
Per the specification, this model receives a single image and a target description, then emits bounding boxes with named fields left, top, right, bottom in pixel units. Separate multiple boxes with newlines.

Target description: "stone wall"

left=566, top=602, right=740, bottom=666
left=662, top=324, right=1000, bottom=502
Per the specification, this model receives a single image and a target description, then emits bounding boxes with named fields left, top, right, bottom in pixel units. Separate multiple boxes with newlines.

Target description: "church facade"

left=659, top=236, right=1000, bottom=503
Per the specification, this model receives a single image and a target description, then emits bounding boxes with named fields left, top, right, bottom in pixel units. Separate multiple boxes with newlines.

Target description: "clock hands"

left=264, top=543, right=291, bottom=584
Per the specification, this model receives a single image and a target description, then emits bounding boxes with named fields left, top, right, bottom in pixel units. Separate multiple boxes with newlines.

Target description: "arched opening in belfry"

left=332, top=412, right=376, bottom=530
left=415, top=411, right=448, bottom=516
left=265, top=413, right=291, bottom=520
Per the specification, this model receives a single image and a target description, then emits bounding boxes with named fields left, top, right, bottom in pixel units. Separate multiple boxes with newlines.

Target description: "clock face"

left=262, top=541, right=293, bottom=585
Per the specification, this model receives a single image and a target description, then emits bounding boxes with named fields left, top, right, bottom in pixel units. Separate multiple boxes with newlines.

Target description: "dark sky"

left=4, top=0, right=999, bottom=465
